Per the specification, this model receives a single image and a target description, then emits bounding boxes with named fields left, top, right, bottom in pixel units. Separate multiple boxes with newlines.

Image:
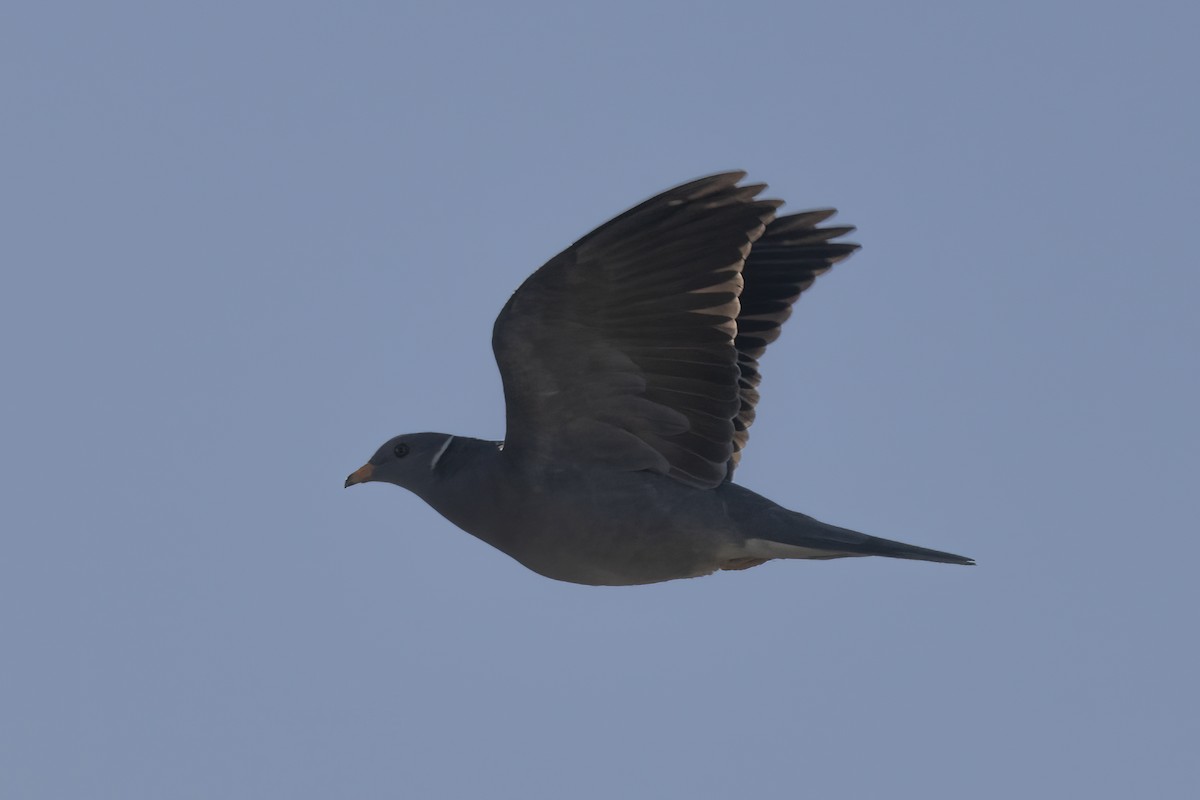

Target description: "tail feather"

left=852, top=532, right=976, bottom=565
left=751, top=515, right=975, bottom=566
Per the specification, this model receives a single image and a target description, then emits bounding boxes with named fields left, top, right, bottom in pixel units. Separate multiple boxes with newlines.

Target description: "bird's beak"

left=344, top=463, right=375, bottom=488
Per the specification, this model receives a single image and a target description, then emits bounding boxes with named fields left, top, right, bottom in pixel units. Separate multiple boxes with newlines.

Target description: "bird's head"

left=344, top=432, right=460, bottom=492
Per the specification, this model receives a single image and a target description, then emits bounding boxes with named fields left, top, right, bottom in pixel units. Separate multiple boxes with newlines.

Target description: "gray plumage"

left=345, top=172, right=973, bottom=585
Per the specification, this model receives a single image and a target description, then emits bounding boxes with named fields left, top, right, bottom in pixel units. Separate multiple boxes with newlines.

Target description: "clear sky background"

left=3, top=2, right=1197, bottom=798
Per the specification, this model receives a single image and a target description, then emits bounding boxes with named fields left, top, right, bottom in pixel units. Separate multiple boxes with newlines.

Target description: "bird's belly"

left=480, top=478, right=738, bottom=586
left=508, top=529, right=724, bottom=586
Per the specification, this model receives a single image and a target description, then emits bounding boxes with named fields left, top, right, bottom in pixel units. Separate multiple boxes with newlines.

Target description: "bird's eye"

left=394, top=443, right=410, bottom=458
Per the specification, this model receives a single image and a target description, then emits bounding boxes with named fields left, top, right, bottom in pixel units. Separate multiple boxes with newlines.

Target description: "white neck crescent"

left=430, top=435, right=455, bottom=470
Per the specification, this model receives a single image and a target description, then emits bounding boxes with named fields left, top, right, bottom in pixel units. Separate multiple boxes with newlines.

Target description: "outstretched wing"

left=491, top=172, right=856, bottom=489
left=729, top=211, right=860, bottom=474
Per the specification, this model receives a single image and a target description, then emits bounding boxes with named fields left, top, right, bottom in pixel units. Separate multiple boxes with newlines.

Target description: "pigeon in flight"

left=346, top=172, right=974, bottom=585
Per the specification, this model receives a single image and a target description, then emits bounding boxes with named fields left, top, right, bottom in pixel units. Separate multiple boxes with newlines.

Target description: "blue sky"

left=3, top=2, right=1198, bottom=797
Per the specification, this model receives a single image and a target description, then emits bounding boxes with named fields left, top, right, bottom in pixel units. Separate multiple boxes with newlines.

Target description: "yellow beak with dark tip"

left=344, top=463, right=375, bottom=488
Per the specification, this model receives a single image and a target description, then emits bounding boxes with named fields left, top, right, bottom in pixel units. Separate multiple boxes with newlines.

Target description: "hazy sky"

left=3, top=2, right=1198, bottom=798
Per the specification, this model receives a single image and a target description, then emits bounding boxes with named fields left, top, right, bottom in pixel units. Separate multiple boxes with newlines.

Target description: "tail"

left=846, top=529, right=976, bottom=565
left=753, top=514, right=975, bottom=566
